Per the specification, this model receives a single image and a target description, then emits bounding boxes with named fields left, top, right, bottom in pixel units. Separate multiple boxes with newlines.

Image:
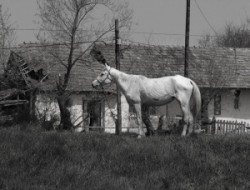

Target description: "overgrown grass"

left=0, top=124, right=250, bottom=190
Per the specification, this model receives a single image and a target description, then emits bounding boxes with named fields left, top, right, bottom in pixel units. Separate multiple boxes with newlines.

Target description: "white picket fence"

left=207, top=119, right=250, bottom=135
left=79, top=115, right=250, bottom=135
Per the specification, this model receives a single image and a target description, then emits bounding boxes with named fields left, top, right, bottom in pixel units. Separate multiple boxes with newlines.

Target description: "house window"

left=234, top=89, right=241, bottom=109
left=201, top=98, right=209, bottom=119
left=87, top=100, right=102, bottom=127
left=83, top=100, right=103, bottom=132
left=129, top=104, right=136, bottom=114
left=214, top=94, right=221, bottom=115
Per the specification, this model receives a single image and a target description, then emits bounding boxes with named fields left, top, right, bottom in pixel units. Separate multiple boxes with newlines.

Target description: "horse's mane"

left=90, top=47, right=106, bottom=64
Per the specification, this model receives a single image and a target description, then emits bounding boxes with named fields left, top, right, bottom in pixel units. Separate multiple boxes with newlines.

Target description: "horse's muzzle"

left=92, top=83, right=97, bottom=89
left=92, top=81, right=99, bottom=89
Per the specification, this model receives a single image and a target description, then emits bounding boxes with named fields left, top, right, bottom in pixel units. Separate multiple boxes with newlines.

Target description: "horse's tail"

left=190, top=80, right=201, bottom=119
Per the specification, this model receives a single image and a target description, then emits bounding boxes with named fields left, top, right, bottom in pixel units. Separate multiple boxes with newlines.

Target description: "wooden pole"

left=29, top=90, right=35, bottom=120
left=184, top=0, right=190, bottom=77
left=115, top=19, right=122, bottom=135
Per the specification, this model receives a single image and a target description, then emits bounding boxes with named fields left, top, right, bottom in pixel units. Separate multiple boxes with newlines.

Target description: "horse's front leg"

left=142, top=105, right=155, bottom=136
left=134, top=103, right=145, bottom=138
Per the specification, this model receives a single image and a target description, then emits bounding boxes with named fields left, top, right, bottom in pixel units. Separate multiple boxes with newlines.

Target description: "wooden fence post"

left=243, top=122, right=246, bottom=133
left=211, top=116, right=216, bottom=135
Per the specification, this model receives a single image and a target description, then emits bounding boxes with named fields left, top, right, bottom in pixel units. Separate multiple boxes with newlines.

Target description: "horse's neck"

left=110, top=68, right=130, bottom=92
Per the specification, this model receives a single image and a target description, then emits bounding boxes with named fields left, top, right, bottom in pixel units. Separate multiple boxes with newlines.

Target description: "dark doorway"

left=87, top=100, right=102, bottom=131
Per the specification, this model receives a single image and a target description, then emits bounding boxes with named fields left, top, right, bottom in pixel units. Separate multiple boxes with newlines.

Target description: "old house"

left=92, top=44, right=250, bottom=127
left=0, top=52, right=31, bottom=123
left=5, top=43, right=250, bottom=132
left=5, top=44, right=119, bottom=131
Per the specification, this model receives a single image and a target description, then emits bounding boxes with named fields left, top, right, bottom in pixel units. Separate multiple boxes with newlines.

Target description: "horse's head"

left=92, top=63, right=113, bottom=89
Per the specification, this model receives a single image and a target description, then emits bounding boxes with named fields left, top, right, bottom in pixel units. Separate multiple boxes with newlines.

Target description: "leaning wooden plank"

left=0, top=89, right=25, bottom=101
left=0, top=100, right=28, bottom=106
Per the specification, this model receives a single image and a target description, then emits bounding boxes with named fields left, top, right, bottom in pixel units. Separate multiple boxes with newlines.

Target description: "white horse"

left=92, top=63, right=201, bottom=138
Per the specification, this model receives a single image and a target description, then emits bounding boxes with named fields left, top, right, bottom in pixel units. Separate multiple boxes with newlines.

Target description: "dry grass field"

left=0, top=123, right=250, bottom=190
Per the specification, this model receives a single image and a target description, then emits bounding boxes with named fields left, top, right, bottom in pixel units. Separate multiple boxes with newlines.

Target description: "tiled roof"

left=8, top=43, right=250, bottom=93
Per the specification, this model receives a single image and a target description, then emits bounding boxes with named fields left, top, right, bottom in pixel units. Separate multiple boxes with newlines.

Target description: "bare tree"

left=0, top=5, right=15, bottom=73
left=36, top=0, right=133, bottom=130
left=198, top=34, right=216, bottom=48
left=196, top=48, right=235, bottom=121
left=198, top=22, right=250, bottom=48
left=216, top=23, right=250, bottom=48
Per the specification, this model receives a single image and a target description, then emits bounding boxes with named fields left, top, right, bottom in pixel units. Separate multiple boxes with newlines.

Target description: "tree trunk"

left=201, top=100, right=209, bottom=121
left=57, top=94, right=72, bottom=130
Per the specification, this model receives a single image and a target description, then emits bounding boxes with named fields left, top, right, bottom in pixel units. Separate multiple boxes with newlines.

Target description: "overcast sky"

left=1, top=0, right=250, bottom=46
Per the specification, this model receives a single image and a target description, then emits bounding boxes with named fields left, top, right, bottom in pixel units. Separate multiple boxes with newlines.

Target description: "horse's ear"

left=105, top=63, right=111, bottom=70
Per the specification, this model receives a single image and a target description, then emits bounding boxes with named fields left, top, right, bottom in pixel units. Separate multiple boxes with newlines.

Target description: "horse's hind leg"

left=187, top=111, right=194, bottom=135
left=176, top=91, right=193, bottom=136
left=180, top=104, right=190, bottom=136
left=134, top=103, right=145, bottom=138
left=180, top=102, right=195, bottom=136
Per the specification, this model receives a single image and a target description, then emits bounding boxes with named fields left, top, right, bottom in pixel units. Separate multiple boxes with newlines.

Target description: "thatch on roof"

left=93, top=43, right=250, bottom=89
left=0, top=88, right=24, bottom=101
left=6, top=43, right=111, bottom=92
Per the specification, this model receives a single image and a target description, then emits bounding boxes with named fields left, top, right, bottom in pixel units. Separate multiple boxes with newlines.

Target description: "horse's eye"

left=100, top=73, right=104, bottom=76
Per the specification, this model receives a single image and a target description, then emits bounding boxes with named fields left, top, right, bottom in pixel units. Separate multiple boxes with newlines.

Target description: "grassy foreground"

left=0, top=124, right=250, bottom=190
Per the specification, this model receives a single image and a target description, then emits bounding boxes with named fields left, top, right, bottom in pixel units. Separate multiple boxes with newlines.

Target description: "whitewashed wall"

left=208, top=89, right=250, bottom=123
left=35, top=93, right=132, bottom=132
left=35, top=94, right=60, bottom=124
left=36, top=89, right=250, bottom=132
left=104, top=95, right=131, bottom=133
left=68, top=95, right=84, bottom=126
left=35, top=93, right=183, bottom=132
left=35, top=94, right=84, bottom=127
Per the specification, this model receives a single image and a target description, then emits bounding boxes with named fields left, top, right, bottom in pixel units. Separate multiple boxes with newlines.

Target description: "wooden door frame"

left=82, top=98, right=105, bottom=132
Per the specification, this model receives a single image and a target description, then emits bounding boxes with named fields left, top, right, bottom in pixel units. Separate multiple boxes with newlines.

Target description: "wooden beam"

left=115, top=19, right=122, bottom=135
left=184, top=0, right=190, bottom=77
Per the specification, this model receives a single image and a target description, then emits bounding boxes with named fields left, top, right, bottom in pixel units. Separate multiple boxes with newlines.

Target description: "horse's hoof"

left=137, top=134, right=145, bottom=139
left=145, top=130, right=156, bottom=137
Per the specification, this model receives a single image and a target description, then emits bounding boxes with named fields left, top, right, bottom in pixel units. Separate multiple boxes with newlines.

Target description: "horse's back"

left=136, top=75, right=177, bottom=105
left=136, top=74, right=191, bottom=92
left=171, top=75, right=193, bottom=91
